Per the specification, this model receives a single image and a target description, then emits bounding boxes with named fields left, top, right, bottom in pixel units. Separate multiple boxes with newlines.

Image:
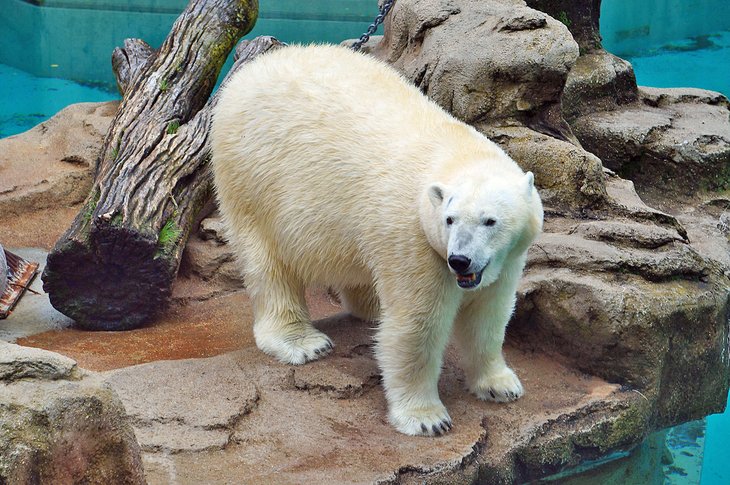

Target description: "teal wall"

left=0, top=0, right=378, bottom=89
left=601, top=0, right=730, bottom=56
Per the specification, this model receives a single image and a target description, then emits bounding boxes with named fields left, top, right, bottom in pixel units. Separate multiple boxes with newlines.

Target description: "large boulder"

left=526, top=0, right=730, bottom=200
left=478, top=125, right=607, bottom=211
left=572, top=87, right=730, bottom=198
left=0, top=342, right=144, bottom=484
left=0, top=101, right=118, bottom=250
left=372, top=0, right=578, bottom=139
left=562, top=50, right=638, bottom=122
left=0, top=101, right=117, bottom=220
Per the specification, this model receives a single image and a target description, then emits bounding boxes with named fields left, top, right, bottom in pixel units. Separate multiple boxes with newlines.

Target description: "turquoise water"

left=601, top=0, right=730, bottom=97
left=702, top=406, right=730, bottom=484
left=0, top=0, right=380, bottom=138
left=625, top=30, right=730, bottom=95
left=0, top=63, right=118, bottom=138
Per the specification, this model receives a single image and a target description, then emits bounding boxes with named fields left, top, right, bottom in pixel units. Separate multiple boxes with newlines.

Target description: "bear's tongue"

left=456, top=273, right=476, bottom=284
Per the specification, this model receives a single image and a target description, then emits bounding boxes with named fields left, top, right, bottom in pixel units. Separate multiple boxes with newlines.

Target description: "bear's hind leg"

left=454, top=265, right=525, bottom=403
left=339, top=285, right=380, bottom=321
left=238, top=231, right=333, bottom=365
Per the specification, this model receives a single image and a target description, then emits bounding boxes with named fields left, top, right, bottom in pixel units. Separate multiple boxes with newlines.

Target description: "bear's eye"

left=484, top=218, right=497, bottom=227
left=446, top=217, right=454, bottom=226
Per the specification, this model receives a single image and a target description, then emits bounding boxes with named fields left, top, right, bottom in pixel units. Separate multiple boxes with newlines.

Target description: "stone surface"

left=371, top=0, right=614, bottom=213
left=104, top=354, right=260, bottom=453
left=0, top=101, right=117, bottom=221
left=480, top=125, right=607, bottom=211
left=373, top=0, right=578, bottom=139
left=101, top=311, right=646, bottom=485
left=0, top=101, right=118, bottom=251
left=530, top=2, right=730, bottom=201
left=0, top=340, right=78, bottom=381
left=562, top=49, right=638, bottom=122
left=573, top=87, right=730, bottom=197
left=508, top=166, right=730, bottom=431
left=12, top=282, right=663, bottom=484
left=0, top=351, right=144, bottom=484
left=569, top=220, right=685, bottom=249
left=180, top=221, right=244, bottom=291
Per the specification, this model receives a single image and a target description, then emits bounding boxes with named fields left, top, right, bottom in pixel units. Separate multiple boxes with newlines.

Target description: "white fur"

left=211, top=44, right=544, bottom=436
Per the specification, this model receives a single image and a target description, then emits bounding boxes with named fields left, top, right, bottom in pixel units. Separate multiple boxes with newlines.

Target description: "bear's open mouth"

left=456, top=267, right=484, bottom=289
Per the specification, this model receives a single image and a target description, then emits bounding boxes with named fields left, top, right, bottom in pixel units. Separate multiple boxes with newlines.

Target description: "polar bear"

left=211, top=44, right=543, bottom=436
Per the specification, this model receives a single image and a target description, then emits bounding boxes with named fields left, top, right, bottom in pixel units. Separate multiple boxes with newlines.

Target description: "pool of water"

left=0, top=63, right=118, bottom=138
left=0, top=0, right=380, bottom=138
left=624, top=30, right=730, bottom=96
left=602, top=0, right=730, bottom=96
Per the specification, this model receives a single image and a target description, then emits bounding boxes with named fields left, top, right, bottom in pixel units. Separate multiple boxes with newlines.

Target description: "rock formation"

left=0, top=342, right=144, bottom=484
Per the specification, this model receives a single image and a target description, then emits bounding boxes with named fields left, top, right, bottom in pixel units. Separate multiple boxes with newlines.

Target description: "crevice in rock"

left=293, top=372, right=381, bottom=399
left=412, top=7, right=460, bottom=43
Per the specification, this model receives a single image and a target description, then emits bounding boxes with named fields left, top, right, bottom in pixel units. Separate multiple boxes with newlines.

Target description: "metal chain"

left=351, top=0, right=396, bottom=51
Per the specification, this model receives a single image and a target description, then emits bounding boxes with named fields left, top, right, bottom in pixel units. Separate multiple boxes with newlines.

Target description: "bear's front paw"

left=389, top=404, right=453, bottom=437
left=470, top=366, right=524, bottom=403
left=255, top=326, right=334, bottom=365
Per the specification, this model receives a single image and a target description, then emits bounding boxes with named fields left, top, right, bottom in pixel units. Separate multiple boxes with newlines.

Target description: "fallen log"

left=43, top=0, right=281, bottom=330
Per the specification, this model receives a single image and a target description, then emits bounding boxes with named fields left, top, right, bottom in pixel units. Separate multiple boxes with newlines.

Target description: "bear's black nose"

left=448, top=255, right=471, bottom=274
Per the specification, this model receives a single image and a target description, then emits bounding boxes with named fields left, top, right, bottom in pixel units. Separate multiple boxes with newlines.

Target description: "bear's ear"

left=427, top=183, right=447, bottom=208
left=523, top=172, right=535, bottom=197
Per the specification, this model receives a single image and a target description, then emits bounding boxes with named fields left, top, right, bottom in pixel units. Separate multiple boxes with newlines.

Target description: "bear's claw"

left=255, top=326, right=334, bottom=365
left=390, top=405, right=453, bottom=437
left=470, top=366, right=524, bottom=403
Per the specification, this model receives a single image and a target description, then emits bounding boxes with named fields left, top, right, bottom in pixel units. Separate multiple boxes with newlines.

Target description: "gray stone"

left=179, top=227, right=245, bottom=298
left=373, top=0, right=578, bottom=137
left=480, top=125, right=607, bottom=211
left=562, top=50, right=639, bottom=122
left=104, top=353, right=259, bottom=453
left=198, top=215, right=228, bottom=244
left=571, top=83, right=730, bottom=199
left=181, top=235, right=243, bottom=286
left=0, top=101, right=117, bottom=221
left=0, top=372, right=144, bottom=484
left=570, top=220, right=684, bottom=249
left=0, top=340, right=78, bottom=382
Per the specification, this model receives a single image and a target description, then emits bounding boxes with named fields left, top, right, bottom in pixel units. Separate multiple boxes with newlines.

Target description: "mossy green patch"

left=156, top=217, right=182, bottom=258
left=81, top=189, right=101, bottom=226
left=557, top=11, right=571, bottom=28
left=166, top=120, right=180, bottom=135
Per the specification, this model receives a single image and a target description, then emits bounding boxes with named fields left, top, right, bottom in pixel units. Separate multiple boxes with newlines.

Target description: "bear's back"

left=211, top=44, right=473, bottom=187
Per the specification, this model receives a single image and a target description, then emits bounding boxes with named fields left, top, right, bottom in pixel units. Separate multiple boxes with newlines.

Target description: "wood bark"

left=43, top=0, right=280, bottom=330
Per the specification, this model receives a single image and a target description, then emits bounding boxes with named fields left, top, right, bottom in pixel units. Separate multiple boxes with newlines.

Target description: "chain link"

left=351, top=0, right=396, bottom=51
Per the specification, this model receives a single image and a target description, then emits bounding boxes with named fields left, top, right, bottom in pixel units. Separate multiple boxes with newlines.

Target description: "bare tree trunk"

left=43, top=0, right=279, bottom=330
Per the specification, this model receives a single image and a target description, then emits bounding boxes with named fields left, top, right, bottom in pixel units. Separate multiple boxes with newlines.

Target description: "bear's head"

left=420, top=170, right=543, bottom=290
